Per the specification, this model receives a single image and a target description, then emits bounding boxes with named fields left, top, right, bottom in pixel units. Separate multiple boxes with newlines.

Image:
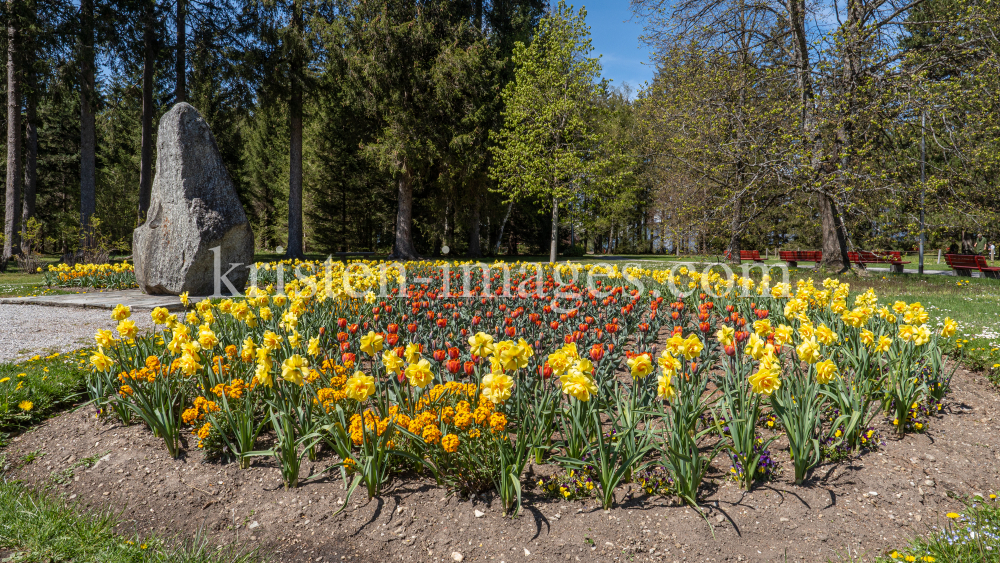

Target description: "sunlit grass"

left=0, top=479, right=267, bottom=563
left=0, top=351, right=92, bottom=442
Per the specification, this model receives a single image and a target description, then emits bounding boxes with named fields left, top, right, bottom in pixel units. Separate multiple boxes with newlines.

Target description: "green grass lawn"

left=0, top=352, right=93, bottom=443
left=0, top=479, right=265, bottom=563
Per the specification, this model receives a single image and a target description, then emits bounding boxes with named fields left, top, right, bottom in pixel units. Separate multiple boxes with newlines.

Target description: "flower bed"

left=44, top=262, right=137, bottom=290
left=85, top=261, right=959, bottom=516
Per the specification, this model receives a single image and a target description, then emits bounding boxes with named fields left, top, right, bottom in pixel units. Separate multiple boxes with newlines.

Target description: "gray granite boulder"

left=133, top=103, right=254, bottom=295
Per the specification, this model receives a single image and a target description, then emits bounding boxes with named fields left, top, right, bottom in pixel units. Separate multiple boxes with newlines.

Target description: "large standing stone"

left=133, top=103, right=254, bottom=295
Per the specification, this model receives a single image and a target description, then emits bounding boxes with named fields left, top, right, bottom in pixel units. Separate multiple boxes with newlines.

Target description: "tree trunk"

left=22, top=32, right=37, bottom=240
left=138, top=0, right=155, bottom=222
left=467, top=187, right=481, bottom=257
left=4, top=3, right=22, bottom=271
left=389, top=159, right=419, bottom=260
left=727, top=195, right=742, bottom=264
left=79, top=0, right=96, bottom=244
left=444, top=197, right=454, bottom=249
left=285, top=0, right=304, bottom=259
left=494, top=200, right=513, bottom=256
left=549, top=196, right=558, bottom=263
left=175, top=0, right=185, bottom=103
left=340, top=181, right=347, bottom=251
left=818, top=193, right=849, bottom=271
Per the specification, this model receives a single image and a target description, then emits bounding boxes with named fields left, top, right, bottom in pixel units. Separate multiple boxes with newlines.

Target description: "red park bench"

left=944, top=254, right=1000, bottom=279
left=723, top=249, right=764, bottom=262
left=848, top=251, right=910, bottom=274
left=778, top=250, right=822, bottom=268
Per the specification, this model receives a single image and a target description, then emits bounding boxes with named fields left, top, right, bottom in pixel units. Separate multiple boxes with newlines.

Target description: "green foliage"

left=770, top=364, right=824, bottom=484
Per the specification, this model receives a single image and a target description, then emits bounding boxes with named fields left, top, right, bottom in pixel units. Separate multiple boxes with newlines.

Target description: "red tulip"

left=446, top=359, right=461, bottom=374
left=589, top=344, right=604, bottom=361
left=337, top=318, right=347, bottom=329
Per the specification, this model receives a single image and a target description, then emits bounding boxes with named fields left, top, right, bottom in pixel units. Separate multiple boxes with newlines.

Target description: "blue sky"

left=579, top=0, right=655, bottom=93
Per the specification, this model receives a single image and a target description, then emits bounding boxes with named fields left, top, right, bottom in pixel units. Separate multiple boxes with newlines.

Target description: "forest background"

left=0, top=0, right=998, bottom=270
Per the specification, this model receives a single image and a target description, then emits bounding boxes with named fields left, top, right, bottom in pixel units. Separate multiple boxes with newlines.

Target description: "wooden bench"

left=945, top=254, right=1000, bottom=279
left=778, top=250, right=822, bottom=268
left=848, top=251, right=911, bottom=274
left=723, top=249, right=764, bottom=262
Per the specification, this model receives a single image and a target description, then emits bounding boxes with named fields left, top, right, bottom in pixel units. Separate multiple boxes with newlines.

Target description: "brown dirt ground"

left=4, top=365, right=1000, bottom=563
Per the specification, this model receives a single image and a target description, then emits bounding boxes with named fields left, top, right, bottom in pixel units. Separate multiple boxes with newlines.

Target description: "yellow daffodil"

left=90, top=350, right=114, bottom=371
left=281, top=354, right=309, bottom=386
left=627, top=354, right=654, bottom=380
left=656, top=374, right=675, bottom=401
left=360, top=331, right=384, bottom=356
left=345, top=371, right=376, bottom=401
left=151, top=307, right=170, bottom=325
left=382, top=350, right=404, bottom=375
left=940, top=317, right=957, bottom=338
left=405, top=359, right=434, bottom=388
left=468, top=332, right=495, bottom=357
left=111, top=303, right=131, bottom=321
left=481, top=371, right=514, bottom=403
left=715, top=326, right=735, bottom=346
left=815, top=359, right=838, bottom=384
left=561, top=370, right=597, bottom=402
left=796, top=337, right=821, bottom=364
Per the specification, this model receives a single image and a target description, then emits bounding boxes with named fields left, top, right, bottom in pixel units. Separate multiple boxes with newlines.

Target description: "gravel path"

left=0, top=304, right=154, bottom=364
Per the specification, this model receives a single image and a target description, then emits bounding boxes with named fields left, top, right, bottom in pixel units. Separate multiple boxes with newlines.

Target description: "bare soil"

left=4, top=365, right=1000, bottom=563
